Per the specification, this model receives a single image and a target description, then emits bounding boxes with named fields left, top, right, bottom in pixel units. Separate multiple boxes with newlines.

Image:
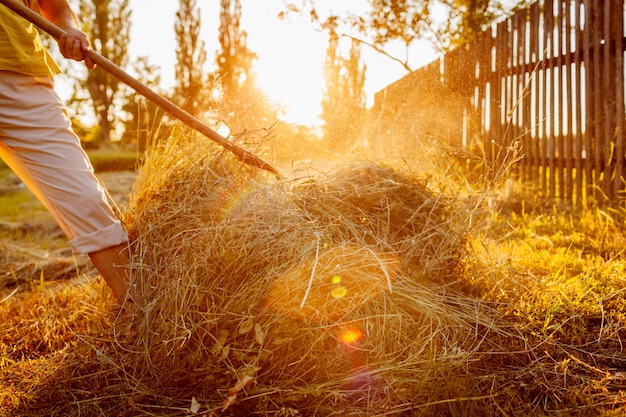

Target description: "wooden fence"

left=371, top=0, right=626, bottom=206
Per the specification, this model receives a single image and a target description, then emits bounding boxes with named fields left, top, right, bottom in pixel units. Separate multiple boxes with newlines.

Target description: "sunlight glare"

left=339, top=328, right=364, bottom=345
left=243, top=7, right=326, bottom=127
left=124, top=1, right=438, bottom=129
left=330, top=286, right=348, bottom=299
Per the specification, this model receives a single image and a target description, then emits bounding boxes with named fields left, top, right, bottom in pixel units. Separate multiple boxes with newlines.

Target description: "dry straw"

left=4, top=137, right=626, bottom=416
left=59, top=132, right=513, bottom=416
left=7, top=133, right=521, bottom=416
left=0, top=241, right=90, bottom=287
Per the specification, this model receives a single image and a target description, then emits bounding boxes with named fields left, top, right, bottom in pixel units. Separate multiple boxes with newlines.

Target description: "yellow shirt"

left=0, top=0, right=60, bottom=77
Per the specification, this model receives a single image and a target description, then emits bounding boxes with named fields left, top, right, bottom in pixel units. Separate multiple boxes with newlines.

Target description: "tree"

left=215, top=0, right=277, bottom=132
left=78, top=0, right=131, bottom=146
left=174, top=0, right=209, bottom=117
left=121, top=56, right=169, bottom=152
left=320, top=22, right=367, bottom=153
left=284, top=0, right=529, bottom=72
left=367, top=0, right=431, bottom=55
left=366, top=0, right=502, bottom=51
left=216, top=0, right=256, bottom=100
left=435, top=0, right=504, bottom=48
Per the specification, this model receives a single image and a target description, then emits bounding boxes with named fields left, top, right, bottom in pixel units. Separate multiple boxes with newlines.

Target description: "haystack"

left=78, top=135, right=512, bottom=415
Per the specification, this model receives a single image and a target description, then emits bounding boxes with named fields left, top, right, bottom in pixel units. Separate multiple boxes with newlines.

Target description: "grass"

left=0, top=181, right=67, bottom=252
left=86, top=148, right=142, bottom=172
left=0, top=147, right=139, bottom=248
left=0, top=189, right=48, bottom=222
left=461, top=181, right=626, bottom=413
left=0, top=146, right=141, bottom=173
left=1, top=139, right=626, bottom=416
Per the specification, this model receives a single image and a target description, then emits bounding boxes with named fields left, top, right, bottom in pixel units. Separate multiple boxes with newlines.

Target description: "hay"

left=0, top=241, right=91, bottom=287
left=4, top=135, right=626, bottom=416
left=67, top=133, right=513, bottom=416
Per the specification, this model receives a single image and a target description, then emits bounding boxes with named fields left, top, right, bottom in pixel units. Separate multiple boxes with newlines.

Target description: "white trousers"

left=0, top=70, right=128, bottom=254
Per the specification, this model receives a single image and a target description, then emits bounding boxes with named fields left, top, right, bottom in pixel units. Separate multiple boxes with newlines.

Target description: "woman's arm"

left=38, top=0, right=95, bottom=69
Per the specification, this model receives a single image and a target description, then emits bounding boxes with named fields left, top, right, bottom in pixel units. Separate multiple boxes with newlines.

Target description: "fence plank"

left=545, top=0, right=555, bottom=197
left=601, top=0, right=610, bottom=199
left=574, top=0, right=584, bottom=203
left=555, top=0, right=563, bottom=199
left=592, top=0, right=603, bottom=201
left=371, top=0, right=626, bottom=207
left=503, top=18, right=513, bottom=172
left=483, top=27, right=500, bottom=179
left=530, top=1, right=541, bottom=188
left=582, top=0, right=593, bottom=200
left=539, top=2, right=548, bottom=193
left=518, top=9, right=531, bottom=183
left=610, top=0, right=626, bottom=200
left=493, top=21, right=506, bottom=176
left=564, top=0, right=574, bottom=200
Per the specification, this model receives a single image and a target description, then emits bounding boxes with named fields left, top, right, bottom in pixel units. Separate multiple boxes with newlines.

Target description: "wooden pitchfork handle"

left=0, top=0, right=281, bottom=177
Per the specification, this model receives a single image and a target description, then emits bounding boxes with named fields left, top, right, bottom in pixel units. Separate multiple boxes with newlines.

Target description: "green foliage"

left=436, top=0, right=503, bottom=49
left=86, top=148, right=142, bottom=172
left=0, top=146, right=141, bottom=174
left=0, top=189, right=47, bottom=222
left=71, top=118, right=103, bottom=149
left=121, top=57, right=171, bottom=151
left=368, top=0, right=431, bottom=47
left=216, top=0, right=257, bottom=99
left=174, top=0, right=210, bottom=116
left=214, top=0, right=280, bottom=133
left=78, top=0, right=132, bottom=146
left=366, top=0, right=520, bottom=51
left=286, top=0, right=528, bottom=72
left=0, top=159, right=8, bottom=175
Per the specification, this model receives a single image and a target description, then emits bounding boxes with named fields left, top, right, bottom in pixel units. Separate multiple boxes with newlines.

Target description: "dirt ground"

left=0, top=169, right=137, bottom=205
left=0, top=170, right=138, bottom=287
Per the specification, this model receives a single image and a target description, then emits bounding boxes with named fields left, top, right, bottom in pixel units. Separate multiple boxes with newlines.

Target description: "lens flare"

left=331, top=286, right=348, bottom=299
left=264, top=244, right=400, bottom=324
left=339, top=328, right=363, bottom=345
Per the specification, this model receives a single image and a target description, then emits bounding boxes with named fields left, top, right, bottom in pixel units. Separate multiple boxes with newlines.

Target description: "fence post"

left=368, top=0, right=626, bottom=207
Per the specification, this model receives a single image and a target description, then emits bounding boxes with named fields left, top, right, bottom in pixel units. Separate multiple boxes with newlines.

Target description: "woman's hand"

left=39, top=0, right=96, bottom=70
left=58, top=27, right=95, bottom=69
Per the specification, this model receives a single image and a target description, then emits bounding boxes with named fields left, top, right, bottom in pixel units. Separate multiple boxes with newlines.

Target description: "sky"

left=50, top=1, right=438, bottom=128
left=125, top=1, right=440, bottom=127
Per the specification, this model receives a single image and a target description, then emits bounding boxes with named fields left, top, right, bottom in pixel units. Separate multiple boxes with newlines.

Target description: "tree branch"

left=337, top=32, right=414, bottom=73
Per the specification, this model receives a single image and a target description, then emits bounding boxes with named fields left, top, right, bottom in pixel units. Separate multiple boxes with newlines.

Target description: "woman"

left=0, top=0, right=130, bottom=306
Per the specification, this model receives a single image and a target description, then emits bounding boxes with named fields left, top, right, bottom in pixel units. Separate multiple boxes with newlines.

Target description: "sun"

left=243, top=6, right=328, bottom=127
left=131, top=1, right=330, bottom=128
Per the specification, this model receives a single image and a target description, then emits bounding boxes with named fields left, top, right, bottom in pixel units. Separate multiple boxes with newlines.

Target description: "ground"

left=3, top=161, right=626, bottom=416
left=0, top=169, right=137, bottom=300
